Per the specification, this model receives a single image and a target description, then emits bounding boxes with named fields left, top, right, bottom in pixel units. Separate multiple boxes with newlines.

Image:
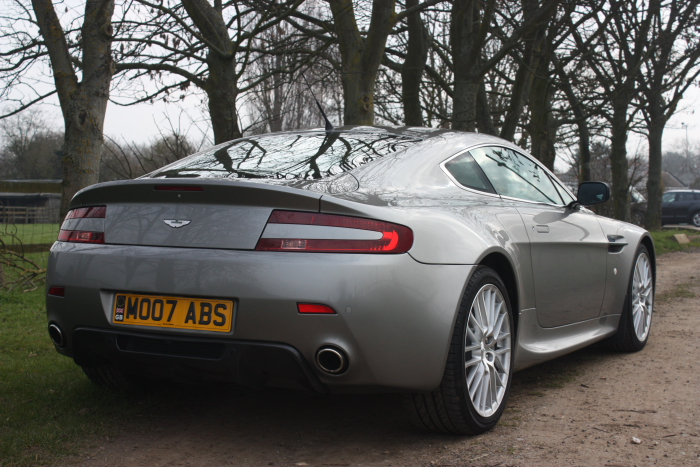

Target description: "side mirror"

left=576, top=181, right=610, bottom=206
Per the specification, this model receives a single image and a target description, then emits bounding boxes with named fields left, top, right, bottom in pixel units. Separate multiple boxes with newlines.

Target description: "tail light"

left=58, top=206, right=106, bottom=244
left=255, top=211, right=413, bottom=253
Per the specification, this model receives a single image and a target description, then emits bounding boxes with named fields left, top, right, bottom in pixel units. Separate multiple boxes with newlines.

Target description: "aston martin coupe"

left=46, top=126, right=655, bottom=435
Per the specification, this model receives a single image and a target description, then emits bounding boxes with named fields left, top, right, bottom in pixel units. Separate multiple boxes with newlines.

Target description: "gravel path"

left=71, top=250, right=700, bottom=467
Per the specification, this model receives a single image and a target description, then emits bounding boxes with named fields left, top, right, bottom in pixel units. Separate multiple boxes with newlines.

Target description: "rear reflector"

left=57, top=230, right=105, bottom=244
left=48, top=286, right=65, bottom=297
left=256, top=211, right=413, bottom=254
left=153, top=186, right=204, bottom=191
left=298, top=303, right=336, bottom=314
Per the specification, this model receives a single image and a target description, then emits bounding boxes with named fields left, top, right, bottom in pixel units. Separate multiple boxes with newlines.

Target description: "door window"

left=470, top=146, right=563, bottom=204
left=662, top=192, right=677, bottom=203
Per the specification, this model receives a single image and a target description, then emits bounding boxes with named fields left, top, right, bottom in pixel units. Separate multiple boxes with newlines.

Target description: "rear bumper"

left=47, top=242, right=473, bottom=392
left=72, top=328, right=327, bottom=393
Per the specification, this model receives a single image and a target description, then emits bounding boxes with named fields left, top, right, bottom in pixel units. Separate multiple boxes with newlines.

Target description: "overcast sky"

left=9, top=79, right=700, bottom=175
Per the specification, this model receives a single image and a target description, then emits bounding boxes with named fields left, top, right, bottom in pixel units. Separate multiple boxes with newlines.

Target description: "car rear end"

left=46, top=131, right=472, bottom=394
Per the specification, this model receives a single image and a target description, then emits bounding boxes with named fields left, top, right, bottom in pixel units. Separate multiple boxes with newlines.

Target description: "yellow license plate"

left=113, top=293, right=234, bottom=332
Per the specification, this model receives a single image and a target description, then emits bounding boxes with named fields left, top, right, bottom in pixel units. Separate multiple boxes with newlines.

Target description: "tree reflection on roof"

left=149, top=131, right=424, bottom=180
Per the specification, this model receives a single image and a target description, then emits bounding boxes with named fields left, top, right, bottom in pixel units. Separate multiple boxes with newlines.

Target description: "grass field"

left=650, top=228, right=700, bottom=255
left=0, top=224, right=60, bottom=246
left=0, top=284, right=164, bottom=466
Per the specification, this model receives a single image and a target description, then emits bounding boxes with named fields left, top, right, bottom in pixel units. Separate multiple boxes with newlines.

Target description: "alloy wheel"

left=631, top=252, right=653, bottom=341
left=464, top=284, right=511, bottom=417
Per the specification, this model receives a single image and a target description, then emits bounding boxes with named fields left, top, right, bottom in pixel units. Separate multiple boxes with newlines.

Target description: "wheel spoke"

left=465, top=355, right=481, bottom=369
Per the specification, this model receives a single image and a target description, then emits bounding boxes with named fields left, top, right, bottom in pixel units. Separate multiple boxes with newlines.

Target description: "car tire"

left=692, top=211, right=700, bottom=227
left=82, top=364, right=152, bottom=391
left=404, top=266, right=514, bottom=435
left=601, top=245, right=654, bottom=352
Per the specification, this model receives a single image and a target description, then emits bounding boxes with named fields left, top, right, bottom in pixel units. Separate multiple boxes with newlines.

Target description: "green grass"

left=0, top=287, right=154, bottom=466
left=650, top=229, right=700, bottom=255
left=0, top=224, right=59, bottom=246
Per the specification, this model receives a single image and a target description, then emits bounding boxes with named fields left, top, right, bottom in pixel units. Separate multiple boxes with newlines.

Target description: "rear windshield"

left=147, top=131, right=423, bottom=180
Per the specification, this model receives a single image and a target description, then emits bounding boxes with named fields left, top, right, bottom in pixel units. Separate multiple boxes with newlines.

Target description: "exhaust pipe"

left=315, top=346, right=349, bottom=375
left=48, top=323, right=65, bottom=348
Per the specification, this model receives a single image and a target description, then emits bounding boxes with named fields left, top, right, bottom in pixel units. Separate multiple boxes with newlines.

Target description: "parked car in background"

left=661, top=189, right=700, bottom=227
left=630, top=187, right=647, bottom=227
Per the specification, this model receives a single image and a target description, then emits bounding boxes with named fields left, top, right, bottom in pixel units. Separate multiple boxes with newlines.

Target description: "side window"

left=662, top=192, right=676, bottom=203
left=678, top=192, right=694, bottom=202
left=469, top=146, right=563, bottom=204
left=695, top=193, right=700, bottom=201
left=443, top=152, right=496, bottom=194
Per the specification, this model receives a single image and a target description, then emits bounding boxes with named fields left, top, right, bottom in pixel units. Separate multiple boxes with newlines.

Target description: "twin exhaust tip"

left=315, top=346, right=349, bottom=375
left=48, top=323, right=65, bottom=348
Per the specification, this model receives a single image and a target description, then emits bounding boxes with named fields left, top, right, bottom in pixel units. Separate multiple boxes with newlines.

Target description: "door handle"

left=533, top=225, right=549, bottom=233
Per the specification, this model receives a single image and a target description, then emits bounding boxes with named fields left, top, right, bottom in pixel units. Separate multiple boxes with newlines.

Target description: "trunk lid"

left=72, top=179, right=321, bottom=250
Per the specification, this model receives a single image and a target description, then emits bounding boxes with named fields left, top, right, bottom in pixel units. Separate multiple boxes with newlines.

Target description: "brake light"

left=154, top=186, right=204, bottom=191
left=255, top=211, right=413, bottom=253
left=59, top=206, right=106, bottom=244
left=57, top=230, right=105, bottom=243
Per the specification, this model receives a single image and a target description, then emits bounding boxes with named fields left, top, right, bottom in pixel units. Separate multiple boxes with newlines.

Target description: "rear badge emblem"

left=164, top=219, right=191, bottom=228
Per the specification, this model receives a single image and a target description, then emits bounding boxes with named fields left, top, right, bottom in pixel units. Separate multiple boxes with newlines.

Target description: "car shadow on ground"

left=94, top=343, right=621, bottom=465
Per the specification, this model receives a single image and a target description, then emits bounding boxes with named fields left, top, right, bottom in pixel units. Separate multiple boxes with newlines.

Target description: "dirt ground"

left=71, top=250, right=700, bottom=467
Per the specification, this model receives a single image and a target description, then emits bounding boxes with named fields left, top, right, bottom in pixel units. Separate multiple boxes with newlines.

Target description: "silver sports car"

left=46, top=126, right=655, bottom=435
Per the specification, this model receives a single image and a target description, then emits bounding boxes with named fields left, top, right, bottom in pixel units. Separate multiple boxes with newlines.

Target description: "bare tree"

left=1, top=0, right=116, bottom=216
left=0, top=109, right=63, bottom=179
left=639, top=0, right=700, bottom=230
left=113, top=0, right=305, bottom=144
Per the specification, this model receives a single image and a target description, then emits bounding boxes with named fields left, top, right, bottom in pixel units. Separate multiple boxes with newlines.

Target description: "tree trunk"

left=476, top=80, right=497, bottom=135
left=32, top=0, right=115, bottom=218
left=609, top=99, right=631, bottom=222
left=401, top=0, right=427, bottom=126
left=62, top=91, right=110, bottom=215
left=205, top=52, right=242, bottom=144
left=329, top=0, right=396, bottom=125
left=450, top=0, right=479, bottom=132
left=645, top=104, right=665, bottom=231
left=554, top=58, right=591, bottom=182
left=528, top=74, right=557, bottom=170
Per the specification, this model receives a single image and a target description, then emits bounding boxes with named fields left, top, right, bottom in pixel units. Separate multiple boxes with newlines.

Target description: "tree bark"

left=554, top=58, right=591, bottom=181
left=528, top=72, right=557, bottom=170
left=32, top=0, right=115, bottom=217
left=401, top=0, right=428, bottom=126
left=329, top=0, right=396, bottom=125
left=476, top=80, right=497, bottom=135
left=645, top=102, right=665, bottom=231
left=204, top=53, right=242, bottom=143
left=182, top=0, right=242, bottom=143
left=500, top=0, right=550, bottom=142
left=609, top=99, right=631, bottom=222
left=450, top=0, right=481, bottom=132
